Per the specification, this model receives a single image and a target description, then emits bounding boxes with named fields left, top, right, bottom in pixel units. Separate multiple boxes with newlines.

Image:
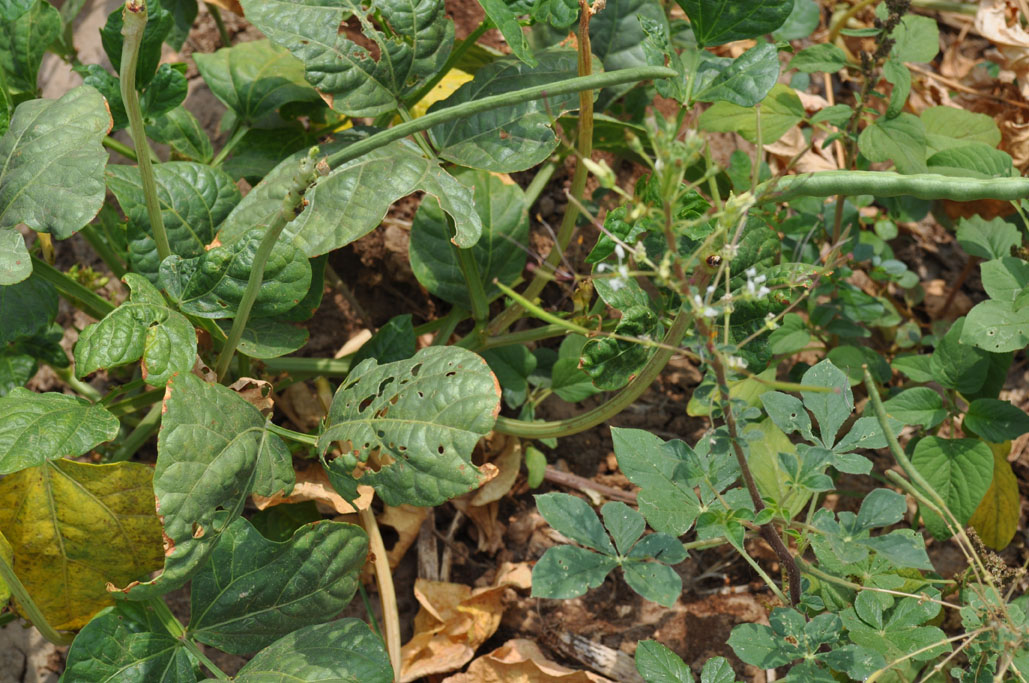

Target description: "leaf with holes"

left=74, top=274, right=197, bottom=387
left=0, top=459, right=164, bottom=630
left=125, top=373, right=294, bottom=600
left=241, top=0, right=453, bottom=117
left=317, top=346, right=500, bottom=507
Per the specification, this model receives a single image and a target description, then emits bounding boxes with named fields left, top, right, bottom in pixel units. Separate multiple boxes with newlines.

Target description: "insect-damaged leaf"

left=0, top=389, right=119, bottom=474
left=0, top=86, right=111, bottom=238
left=106, top=162, right=241, bottom=281
left=318, top=346, right=500, bottom=507
left=0, top=459, right=164, bottom=630
left=241, top=0, right=453, bottom=118
left=75, top=274, right=197, bottom=387
left=189, top=516, right=367, bottom=654
left=126, top=373, right=295, bottom=600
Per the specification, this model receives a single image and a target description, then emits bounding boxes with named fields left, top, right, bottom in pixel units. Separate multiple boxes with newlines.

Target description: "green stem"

left=103, top=135, right=138, bottom=161
left=762, top=171, right=1029, bottom=203
left=260, top=356, right=354, bottom=376
left=0, top=554, right=74, bottom=645
left=734, top=541, right=789, bottom=605
left=404, top=22, right=490, bottom=107
left=147, top=599, right=230, bottom=680
left=683, top=536, right=728, bottom=551
left=109, top=402, right=162, bottom=462
left=205, top=1, right=231, bottom=46
left=452, top=221, right=489, bottom=322
left=80, top=224, right=128, bottom=278
left=492, top=280, right=591, bottom=335
left=522, top=159, right=558, bottom=209
left=54, top=366, right=103, bottom=402
left=494, top=310, right=690, bottom=438
left=215, top=148, right=323, bottom=381
left=430, top=306, right=468, bottom=346
left=120, top=0, right=171, bottom=262
left=106, top=388, right=164, bottom=417
left=30, top=256, right=114, bottom=319
left=265, top=421, right=319, bottom=446
left=325, top=67, right=674, bottom=170
left=211, top=123, right=248, bottom=166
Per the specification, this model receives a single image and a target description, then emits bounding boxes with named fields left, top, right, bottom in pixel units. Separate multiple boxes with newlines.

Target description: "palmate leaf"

left=106, top=162, right=241, bottom=280
left=0, top=389, right=119, bottom=474
left=0, top=459, right=164, bottom=630
left=0, top=0, right=61, bottom=94
left=318, top=346, right=500, bottom=507
left=427, top=48, right=586, bottom=172
left=0, top=86, right=111, bottom=238
left=64, top=603, right=196, bottom=683
left=189, top=516, right=367, bottom=654
left=126, top=373, right=295, bottom=600
left=241, top=0, right=453, bottom=118
left=74, top=274, right=197, bottom=387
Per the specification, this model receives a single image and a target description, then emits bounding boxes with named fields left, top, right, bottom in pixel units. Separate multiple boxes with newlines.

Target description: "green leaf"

left=611, top=427, right=701, bottom=536
left=960, top=299, right=1029, bottom=353
left=127, top=373, right=294, bottom=599
left=728, top=623, right=798, bottom=668
left=979, top=257, right=1029, bottom=303
left=697, top=83, right=803, bottom=144
left=241, top=0, right=454, bottom=117
left=536, top=492, right=615, bottom=553
left=0, top=0, right=62, bottom=94
left=531, top=545, right=617, bottom=599
left=677, top=0, right=791, bottom=46
left=100, top=0, right=172, bottom=87
left=64, top=603, right=195, bottom=683
left=220, top=125, right=311, bottom=183
left=481, top=345, right=536, bottom=408
left=955, top=215, right=1020, bottom=261
left=921, top=105, right=1000, bottom=155
left=0, top=349, right=36, bottom=397
left=930, top=317, right=990, bottom=393
left=525, top=445, right=547, bottom=488
left=139, top=63, right=189, bottom=122
left=352, top=314, right=416, bottom=366
left=146, top=106, right=213, bottom=163
left=74, top=273, right=197, bottom=387
left=856, top=488, right=907, bottom=531
left=882, top=57, right=910, bottom=120
left=317, top=346, right=500, bottom=507
left=189, top=516, right=367, bottom=654
left=699, top=657, right=735, bottom=683
left=789, top=43, right=848, bottom=73
left=967, top=442, right=1019, bottom=550
left=772, top=0, right=819, bottom=42
left=0, top=86, right=111, bottom=238
left=891, top=354, right=934, bottom=382
left=800, top=359, right=853, bottom=449
left=601, top=501, right=645, bottom=555
left=840, top=593, right=947, bottom=664
left=531, top=0, right=577, bottom=28
left=882, top=387, right=946, bottom=430
left=551, top=334, right=600, bottom=402
left=622, top=558, right=682, bottom=607
left=428, top=49, right=584, bottom=172
left=964, top=399, right=1029, bottom=442
left=888, top=12, right=939, bottom=63
left=477, top=0, right=536, bottom=66
left=694, top=42, right=780, bottom=107
left=911, top=436, right=993, bottom=539
left=216, top=318, right=309, bottom=359
left=194, top=39, right=321, bottom=125
left=234, top=619, right=393, bottom=683
left=768, top=313, right=810, bottom=354
left=159, top=227, right=312, bottom=319
left=0, top=228, right=29, bottom=284
left=0, top=389, right=118, bottom=474
left=760, top=391, right=815, bottom=443
left=0, top=271, right=57, bottom=345
left=581, top=306, right=658, bottom=391
left=409, top=167, right=528, bottom=309
left=279, top=139, right=483, bottom=257
left=927, top=142, right=1012, bottom=179
left=635, top=640, right=692, bottom=683
left=590, top=0, right=668, bottom=107
left=857, top=112, right=927, bottom=174
left=107, top=161, right=241, bottom=280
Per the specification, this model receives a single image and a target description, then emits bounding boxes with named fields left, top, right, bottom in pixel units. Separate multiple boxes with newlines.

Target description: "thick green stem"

left=0, top=554, right=74, bottom=645
left=205, top=1, right=231, bottom=47
left=494, top=310, right=690, bottom=438
left=120, top=0, right=171, bottom=262
left=762, top=171, right=1029, bottom=203
left=102, top=136, right=138, bottom=161
left=109, top=402, right=162, bottom=462
left=451, top=217, right=489, bottom=322
left=265, top=421, right=319, bottom=446
left=215, top=148, right=323, bottom=380
left=261, top=356, right=354, bottom=376
left=30, top=256, right=114, bottom=319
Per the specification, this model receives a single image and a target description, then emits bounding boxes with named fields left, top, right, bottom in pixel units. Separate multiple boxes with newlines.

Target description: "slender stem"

left=761, top=171, right=1029, bottom=203
left=523, top=160, right=558, bottom=209
left=494, top=310, right=690, bottom=438
left=183, top=638, right=231, bottom=680
left=260, top=356, right=354, bottom=376
left=215, top=148, right=323, bottom=380
left=486, top=14, right=596, bottom=337
left=866, top=628, right=989, bottom=683
left=80, top=224, right=128, bottom=278
left=0, top=553, right=74, bottom=645
left=358, top=583, right=385, bottom=642
left=37, top=232, right=54, bottom=264
left=211, top=123, right=248, bottom=166
left=265, top=421, right=319, bottom=446
left=105, top=388, right=164, bottom=417
left=827, top=0, right=877, bottom=45
left=796, top=557, right=960, bottom=609
left=430, top=306, right=467, bottom=346
left=103, top=136, right=138, bottom=161
left=109, top=402, right=162, bottom=462
left=452, top=228, right=489, bottom=322
left=30, top=256, right=114, bottom=319
left=120, top=0, right=171, bottom=262
left=734, top=540, right=789, bottom=605
left=403, top=22, right=490, bottom=107
left=683, top=536, right=729, bottom=551
left=492, top=281, right=591, bottom=335
left=359, top=507, right=402, bottom=682
left=54, top=366, right=103, bottom=402
left=205, top=1, right=231, bottom=47
left=146, top=597, right=186, bottom=638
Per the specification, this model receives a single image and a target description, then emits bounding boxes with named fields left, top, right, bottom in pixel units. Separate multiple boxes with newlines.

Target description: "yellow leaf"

left=0, top=529, right=12, bottom=610
left=968, top=441, right=1020, bottom=550
left=0, top=459, right=164, bottom=630
left=404, top=69, right=474, bottom=121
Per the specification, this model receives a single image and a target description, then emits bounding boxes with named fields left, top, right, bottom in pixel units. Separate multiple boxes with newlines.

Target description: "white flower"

left=614, top=243, right=626, bottom=261
left=725, top=355, right=748, bottom=371
left=764, top=312, right=778, bottom=330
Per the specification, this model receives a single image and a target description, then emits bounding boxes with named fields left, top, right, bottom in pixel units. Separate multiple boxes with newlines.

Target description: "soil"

left=20, top=0, right=1029, bottom=681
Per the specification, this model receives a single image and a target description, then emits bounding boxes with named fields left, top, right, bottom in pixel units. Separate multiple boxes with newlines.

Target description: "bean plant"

left=0, top=0, right=1027, bottom=680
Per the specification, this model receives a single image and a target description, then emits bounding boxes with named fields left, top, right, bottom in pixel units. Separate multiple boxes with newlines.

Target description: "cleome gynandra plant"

left=1, top=0, right=1029, bottom=680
